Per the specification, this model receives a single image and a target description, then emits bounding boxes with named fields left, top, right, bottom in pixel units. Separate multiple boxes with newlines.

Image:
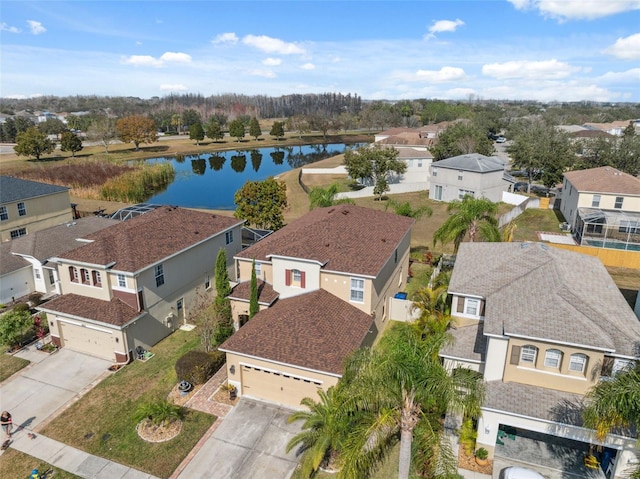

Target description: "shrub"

left=174, top=350, right=225, bottom=384
left=458, top=418, right=477, bottom=456
left=13, top=303, right=30, bottom=313
left=28, top=292, right=43, bottom=306
left=475, top=447, right=488, bottom=460
left=0, top=309, right=33, bottom=347
left=134, top=399, right=184, bottom=427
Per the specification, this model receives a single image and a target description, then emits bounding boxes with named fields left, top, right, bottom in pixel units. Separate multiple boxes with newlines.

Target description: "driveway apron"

left=176, top=398, right=302, bottom=479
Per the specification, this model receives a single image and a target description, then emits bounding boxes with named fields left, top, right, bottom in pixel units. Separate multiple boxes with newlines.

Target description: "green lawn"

left=0, top=351, right=30, bottom=382
left=0, top=449, right=82, bottom=479
left=40, top=329, right=215, bottom=478
left=512, top=207, right=566, bottom=242
left=313, top=441, right=401, bottom=479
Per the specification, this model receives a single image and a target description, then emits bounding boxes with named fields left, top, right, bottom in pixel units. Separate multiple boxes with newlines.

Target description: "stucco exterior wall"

left=270, top=257, right=321, bottom=299
left=483, top=336, right=508, bottom=381
left=0, top=190, right=73, bottom=242
left=429, top=167, right=506, bottom=203
left=0, top=265, right=34, bottom=304
left=320, top=271, right=372, bottom=314
left=503, top=338, right=603, bottom=394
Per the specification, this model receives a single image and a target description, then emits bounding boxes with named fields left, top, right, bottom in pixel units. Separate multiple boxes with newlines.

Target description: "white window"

left=17, top=202, right=26, bottom=216
left=614, top=196, right=624, bottom=209
left=433, top=185, right=443, bottom=201
left=521, top=345, right=537, bottom=364
left=225, top=230, right=233, bottom=244
left=10, top=228, right=26, bottom=239
left=432, top=167, right=438, bottom=177
left=292, top=269, right=301, bottom=283
left=417, top=159, right=422, bottom=167
left=465, top=298, right=480, bottom=316
left=591, top=195, right=601, bottom=208
left=35, top=269, right=41, bottom=280
left=544, top=349, right=562, bottom=368
left=458, top=189, right=474, bottom=200
left=458, top=170, right=464, bottom=181
left=569, top=353, right=587, bottom=373
left=350, top=278, right=365, bottom=303
left=0, top=206, right=7, bottom=221
left=117, top=273, right=126, bottom=288
left=155, top=264, right=165, bottom=287
left=205, top=274, right=211, bottom=289
left=254, top=262, right=261, bottom=278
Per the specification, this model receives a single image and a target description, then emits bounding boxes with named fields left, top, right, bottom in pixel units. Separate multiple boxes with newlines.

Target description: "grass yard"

left=0, top=352, right=30, bottom=382
left=511, top=208, right=566, bottom=242
left=40, top=329, right=215, bottom=479
left=313, top=441, right=401, bottom=479
left=0, top=449, right=82, bottom=479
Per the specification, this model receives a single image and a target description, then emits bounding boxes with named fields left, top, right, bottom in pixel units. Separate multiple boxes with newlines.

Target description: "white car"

left=500, top=466, right=545, bottom=479
left=496, top=136, right=507, bottom=143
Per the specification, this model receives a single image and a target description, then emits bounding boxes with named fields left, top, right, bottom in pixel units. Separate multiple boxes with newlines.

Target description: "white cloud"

left=482, top=59, right=581, bottom=80
left=159, top=52, right=192, bottom=63
left=415, top=66, right=466, bottom=82
left=507, top=0, right=640, bottom=20
left=135, top=41, right=143, bottom=46
left=301, top=63, right=315, bottom=70
left=247, top=69, right=277, bottom=78
left=242, top=34, right=305, bottom=55
left=262, top=57, right=281, bottom=66
left=445, top=87, right=477, bottom=98
left=212, top=32, right=238, bottom=45
left=426, top=19, right=465, bottom=39
left=27, top=20, right=46, bottom=35
left=605, top=33, right=640, bottom=60
left=123, top=52, right=191, bottom=67
left=160, top=84, right=188, bottom=91
left=597, top=68, right=640, bottom=83
left=1, top=22, right=21, bottom=34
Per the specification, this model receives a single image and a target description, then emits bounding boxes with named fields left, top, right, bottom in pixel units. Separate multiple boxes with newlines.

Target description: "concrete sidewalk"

left=6, top=428, right=160, bottom=479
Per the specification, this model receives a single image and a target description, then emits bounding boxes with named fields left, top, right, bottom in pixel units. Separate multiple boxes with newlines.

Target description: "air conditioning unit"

left=559, top=222, right=571, bottom=232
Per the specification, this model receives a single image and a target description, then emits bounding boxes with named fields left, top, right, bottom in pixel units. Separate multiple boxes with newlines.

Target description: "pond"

left=143, top=142, right=362, bottom=210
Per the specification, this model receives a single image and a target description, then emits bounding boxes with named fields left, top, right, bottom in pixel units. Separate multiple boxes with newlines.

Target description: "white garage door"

left=241, top=364, right=323, bottom=408
left=59, top=321, right=114, bottom=360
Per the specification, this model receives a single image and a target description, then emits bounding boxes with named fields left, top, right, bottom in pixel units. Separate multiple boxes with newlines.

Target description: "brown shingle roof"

left=219, top=289, right=374, bottom=375
left=59, top=207, right=243, bottom=272
left=228, top=280, right=279, bottom=305
left=449, top=242, right=640, bottom=357
left=236, top=205, right=414, bottom=277
left=564, top=166, right=640, bottom=196
left=38, top=293, right=140, bottom=327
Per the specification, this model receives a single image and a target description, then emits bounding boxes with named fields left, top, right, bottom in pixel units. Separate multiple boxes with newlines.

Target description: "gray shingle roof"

left=441, top=322, right=486, bottom=363
left=220, top=288, right=374, bottom=375
left=0, top=242, right=29, bottom=276
left=236, top=205, right=414, bottom=277
left=432, top=154, right=506, bottom=173
left=449, top=242, right=640, bottom=357
left=564, top=166, right=640, bottom=196
left=10, top=216, right=119, bottom=262
left=0, top=176, right=69, bottom=204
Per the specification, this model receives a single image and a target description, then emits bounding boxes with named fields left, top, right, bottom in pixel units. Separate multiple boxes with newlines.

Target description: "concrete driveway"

left=0, top=348, right=111, bottom=431
left=177, top=398, right=302, bottom=479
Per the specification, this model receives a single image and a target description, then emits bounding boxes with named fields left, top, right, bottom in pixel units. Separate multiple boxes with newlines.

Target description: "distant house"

left=583, top=120, right=637, bottom=136
left=441, top=242, right=640, bottom=474
left=429, top=153, right=513, bottom=203
left=37, top=207, right=244, bottom=362
left=0, top=176, right=74, bottom=242
left=559, top=166, right=640, bottom=250
left=220, top=205, right=414, bottom=408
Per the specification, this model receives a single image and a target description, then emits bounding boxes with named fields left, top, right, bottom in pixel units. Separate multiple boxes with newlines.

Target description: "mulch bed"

left=458, top=448, right=494, bottom=475
left=136, top=418, right=182, bottom=443
left=168, top=382, right=203, bottom=407
left=211, top=384, right=239, bottom=407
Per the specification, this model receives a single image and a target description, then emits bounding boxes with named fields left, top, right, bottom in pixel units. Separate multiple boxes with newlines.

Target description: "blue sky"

left=1, top=0, right=639, bottom=102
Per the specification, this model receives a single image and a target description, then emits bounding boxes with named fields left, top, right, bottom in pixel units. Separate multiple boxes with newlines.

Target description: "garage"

left=241, top=364, right=323, bottom=408
left=59, top=320, right=114, bottom=360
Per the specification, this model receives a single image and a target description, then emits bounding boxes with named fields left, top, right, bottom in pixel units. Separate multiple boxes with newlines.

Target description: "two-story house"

left=0, top=216, right=118, bottom=304
left=37, top=206, right=244, bottom=362
left=0, top=176, right=74, bottom=242
left=219, top=204, right=414, bottom=408
left=429, top=153, right=514, bottom=203
left=440, top=242, right=640, bottom=477
left=559, top=166, right=640, bottom=251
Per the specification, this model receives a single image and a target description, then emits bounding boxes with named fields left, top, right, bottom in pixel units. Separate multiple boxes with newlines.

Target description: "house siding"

left=429, top=167, right=507, bottom=203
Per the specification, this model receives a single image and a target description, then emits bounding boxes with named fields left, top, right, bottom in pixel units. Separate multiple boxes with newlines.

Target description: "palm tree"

left=339, top=324, right=484, bottom=479
left=385, top=199, right=433, bottom=219
left=286, top=387, right=351, bottom=477
left=308, top=183, right=354, bottom=210
left=411, top=285, right=451, bottom=337
left=433, top=195, right=499, bottom=253
left=583, top=363, right=640, bottom=479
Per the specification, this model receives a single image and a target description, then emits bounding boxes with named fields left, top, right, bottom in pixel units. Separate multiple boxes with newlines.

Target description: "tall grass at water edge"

left=100, top=163, right=175, bottom=203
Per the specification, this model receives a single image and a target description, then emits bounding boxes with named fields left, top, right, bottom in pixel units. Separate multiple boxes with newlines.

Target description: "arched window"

left=92, top=270, right=102, bottom=287
left=544, top=349, right=563, bottom=369
left=520, top=345, right=537, bottom=364
left=569, top=353, right=588, bottom=373
left=69, top=266, right=78, bottom=283
left=81, top=268, right=91, bottom=284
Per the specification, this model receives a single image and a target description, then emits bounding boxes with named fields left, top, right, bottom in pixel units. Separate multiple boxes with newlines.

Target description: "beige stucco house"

left=559, top=166, right=640, bottom=250
left=441, top=242, right=640, bottom=477
left=220, top=204, right=414, bottom=408
left=0, top=176, right=74, bottom=242
left=429, top=153, right=514, bottom=203
left=37, top=206, right=244, bottom=362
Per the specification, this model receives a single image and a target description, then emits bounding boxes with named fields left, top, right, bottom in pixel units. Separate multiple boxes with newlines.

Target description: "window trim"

left=254, top=262, right=261, bottom=278
left=569, top=353, right=587, bottom=373
left=591, top=194, right=601, bottom=208
left=350, top=277, right=365, bottom=303
left=92, top=270, right=102, bottom=287
left=155, top=263, right=165, bottom=287
left=10, top=228, right=27, bottom=239
left=465, top=298, right=480, bottom=316
left=17, top=202, right=27, bottom=217
left=205, top=274, right=211, bottom=289
left=544, top=349, right=563, bottom=369
left=117, top=273, right=126, bottom=288
left=225, top=230, right=233, bottom=245
left=433, top=185, right=443, bottom=201
left=0, top=205, right=7, bottom=221
left=520, top=345, right=537, bottom=364
left=81, top=268, right=91, bottom=285
left=614, top=196, right=624, bottom=209
left=69, top=266, right=79, bottom=283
